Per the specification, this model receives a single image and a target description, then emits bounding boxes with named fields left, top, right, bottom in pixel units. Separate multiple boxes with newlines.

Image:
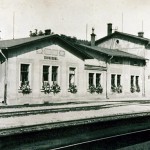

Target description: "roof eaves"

left=77, top=44, right=109, bottom=58
left=5, top=34, right=59, bottom=50
left=58, top=36, right=93, bottom=59
left=79, top=44, right=146, bottom=60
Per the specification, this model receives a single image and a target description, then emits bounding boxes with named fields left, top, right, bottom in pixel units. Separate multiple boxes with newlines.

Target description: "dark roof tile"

left=0, top=35, right=56, bottom=49
left=78, top=44, right=146, bottom=60
left=95, top=31, right=150, bottom=45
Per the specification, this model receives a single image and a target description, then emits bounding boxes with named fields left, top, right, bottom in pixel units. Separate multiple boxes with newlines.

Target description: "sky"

left=0, top=0, right=150, bottom=40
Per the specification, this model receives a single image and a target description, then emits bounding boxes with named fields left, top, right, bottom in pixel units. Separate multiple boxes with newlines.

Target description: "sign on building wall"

left=36, top=48, right=65, bottom=57
left=44, top=56, right=58, bottom=60
left=44, top=48, right=58, bottom=56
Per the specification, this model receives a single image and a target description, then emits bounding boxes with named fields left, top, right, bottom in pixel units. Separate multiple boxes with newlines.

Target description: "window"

left=131, top=75, right=134, bottom=86
left=131, top=60, right=140, bottom=66
left=111, top=74, right=115, bottom=86
left=116, top=40, right=119, bottom=44
left=89, top=73, right=94, bottom=86
left=136, top=76, right=139, bottom=86
left=43, top=66, right=49, bottom=82
left=20, top=64, right=29, bottom=82
left=52, top=66, right=58, bottom=83
left=96, top=73, right=101, bottom=87
left=69, top=68, right=75, bottom=85
left=42, top=65, right=59, bottom=87
left=117, top=75, right=121, bottom=86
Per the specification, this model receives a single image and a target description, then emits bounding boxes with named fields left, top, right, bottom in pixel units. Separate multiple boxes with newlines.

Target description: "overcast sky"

left=0, top=0, right=150, bottom=40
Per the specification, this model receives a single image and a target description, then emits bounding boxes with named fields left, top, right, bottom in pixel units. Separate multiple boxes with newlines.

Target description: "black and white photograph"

left=0, top=0, right=150, bottom=149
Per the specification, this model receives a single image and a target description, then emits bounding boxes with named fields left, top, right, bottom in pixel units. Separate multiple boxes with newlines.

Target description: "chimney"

left=35, top=29, right=38, bottom=35
left=91, top=28, right=96, bottom=46
left=45, top=29, right=51, bottom=35
left=29, top=31, right=32, bottom=37
left=138, top=32, right=144, bottom=38
left=107, top=23, right=112, bottom=35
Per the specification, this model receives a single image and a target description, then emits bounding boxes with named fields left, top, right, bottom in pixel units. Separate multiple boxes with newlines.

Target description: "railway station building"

left=0, top=28, right=147, bottom=105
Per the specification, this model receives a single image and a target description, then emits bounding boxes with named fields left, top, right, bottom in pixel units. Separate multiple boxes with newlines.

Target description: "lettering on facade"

left=44, top=48, right=58, bottom=56
left=44, top=56, right=58, bottom=60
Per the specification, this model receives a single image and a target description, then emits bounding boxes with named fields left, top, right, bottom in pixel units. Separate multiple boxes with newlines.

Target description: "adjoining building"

left=96, top=23, right=150, bottom=97
left=0, top=28, right=146, bottom=105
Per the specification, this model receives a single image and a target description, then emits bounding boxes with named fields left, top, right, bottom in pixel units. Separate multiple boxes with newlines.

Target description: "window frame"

left=51, top=66, right=58, bottom=83
left=117, top=74, right=121, bottom=86
left=96, top=73, right=101, bottom=87
left=43, top=65, right=49, bottom=82
left=111, top=74, right=116, bottom=86
left=69, top=67, right=76, bottom=86
left=41, top=64, right=60, bottom=89
left=20, top=64, right=29, bottom=82
left=131, top=75, right=134, bottom=86
left=136, top=76, right=139, bottom=86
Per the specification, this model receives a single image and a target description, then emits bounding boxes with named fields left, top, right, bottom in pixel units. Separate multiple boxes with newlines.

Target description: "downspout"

left=106, top=55, right=113, bottom=99
left=0, top=49, right=8, bottom=104
left=143, top=60, right=146, bottom=97
left=143, top=42, right=150, bottom=97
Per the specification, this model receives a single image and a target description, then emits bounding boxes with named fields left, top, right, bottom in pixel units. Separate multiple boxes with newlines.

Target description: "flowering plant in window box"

left=111, top=84, right=117, bottom=92
left=95, top=84, right=103, bottom=94
left=42, top=82, right=51, bottom=94
left=20, top=81, right=31, bottom=94
left=50, top=83, right=61, bottom=94
left=68, top=83, right=77, bottom=94
left=136, top=85, right=140, bottom=92
left=117, top=85, right=122, bottom=93
left=130, top=85, right=135, bottom=93
left=88, top=84, right=96, bottom=94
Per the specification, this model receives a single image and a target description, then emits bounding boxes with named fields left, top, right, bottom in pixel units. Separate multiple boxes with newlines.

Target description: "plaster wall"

left=107, top=60, right=143, bottom=97
left=97, top=38, right=145, bottom=57
left=6, top=41, right=86, bottom=105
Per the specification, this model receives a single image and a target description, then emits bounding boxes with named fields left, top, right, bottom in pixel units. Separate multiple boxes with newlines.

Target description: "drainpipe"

left=143, top=61, right=146, bottom=97
left=106, top=55, right=113, bottom=99
left=0, top=49, right=8, bottom=104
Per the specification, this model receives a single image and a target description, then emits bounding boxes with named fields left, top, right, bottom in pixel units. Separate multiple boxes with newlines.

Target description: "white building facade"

left=0, top=33, right=146, bottom=105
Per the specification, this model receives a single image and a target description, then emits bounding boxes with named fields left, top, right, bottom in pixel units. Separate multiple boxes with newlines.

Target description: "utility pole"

left=122, top=13, right=123, bottom=32
left=13, top=12, right=15, bottom=39
left=86, top=24, right=88, bottom=41
left=142, top=20, right=143, bottom=32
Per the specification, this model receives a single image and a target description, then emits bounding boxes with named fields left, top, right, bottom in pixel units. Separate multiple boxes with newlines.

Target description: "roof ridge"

left=95, top=31, right=150, bottom=45
left=115, top=31, right=150, bottom=41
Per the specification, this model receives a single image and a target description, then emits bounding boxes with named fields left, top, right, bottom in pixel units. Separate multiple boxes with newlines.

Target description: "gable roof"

left=0, top=34, right=62, bottom=49
left=0, top=34, right=93, bottom=59
left=77, top=44, right=146, bottom=60
left=0, top=33, right=146, bottom=61
left=95, top=31, right=150, bottom=46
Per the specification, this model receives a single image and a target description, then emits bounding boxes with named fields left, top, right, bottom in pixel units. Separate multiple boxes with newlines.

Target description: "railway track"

left=0, top=103, right=127, bottom=118
left=0, top=105, right=104, bottom=118
left=51, top=128, right=150, bottom=150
